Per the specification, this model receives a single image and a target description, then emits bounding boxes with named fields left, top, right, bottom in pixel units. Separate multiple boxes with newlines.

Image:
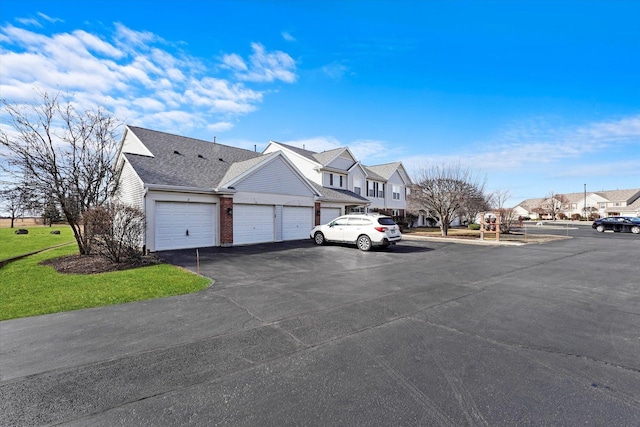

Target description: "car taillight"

left=374, top=226, right=387, bottom=232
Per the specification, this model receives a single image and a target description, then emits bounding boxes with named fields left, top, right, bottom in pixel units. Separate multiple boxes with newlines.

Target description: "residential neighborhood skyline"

left=1, top=1, right=639, bottom=209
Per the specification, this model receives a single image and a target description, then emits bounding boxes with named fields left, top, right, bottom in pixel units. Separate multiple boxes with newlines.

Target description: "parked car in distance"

left=592, top=216, right=640, bottom=234
left=310, top=214, right=402, bottom=251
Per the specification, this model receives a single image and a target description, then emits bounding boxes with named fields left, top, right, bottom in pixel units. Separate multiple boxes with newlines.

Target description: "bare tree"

left=540, top=192, right=569, bottom=220
left=0, top=186, right=26, bottom=228
left=409, top=163, right=486, bottom=236
left=1, top=90, right=121, bottom=254
left=459, top=187, right=491, bottom=225
left=491, top=189, right=517, bottom=233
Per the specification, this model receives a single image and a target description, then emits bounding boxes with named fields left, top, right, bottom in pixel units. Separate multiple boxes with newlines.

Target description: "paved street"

left=1, top=226, right=639, bottom=426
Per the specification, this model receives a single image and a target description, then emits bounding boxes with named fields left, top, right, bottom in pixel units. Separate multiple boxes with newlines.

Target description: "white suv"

left=310, top=214, right=402, bottom=251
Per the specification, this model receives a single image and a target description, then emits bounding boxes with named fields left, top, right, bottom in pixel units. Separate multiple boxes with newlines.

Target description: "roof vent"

left=198, top=154, right=204, bottom=159
left=173, top=150, right=181, bottom=155
left=218, top=158, right=224, bottom=162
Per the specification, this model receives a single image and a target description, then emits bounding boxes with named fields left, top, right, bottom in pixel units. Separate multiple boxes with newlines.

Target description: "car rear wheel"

left=314, top=232, right=326, bottom=245
left=632, top=226, right=640, bottom=234
left=356, top=235, right=372, bottom=251
left=596, top=225, right=605, bottom=232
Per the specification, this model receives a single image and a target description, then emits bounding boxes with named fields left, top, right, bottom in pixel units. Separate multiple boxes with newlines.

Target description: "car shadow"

left=323, top=242, right=433, bottom=253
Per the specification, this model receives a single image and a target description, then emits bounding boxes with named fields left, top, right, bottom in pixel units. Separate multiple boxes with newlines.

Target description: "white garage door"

left=234, top=204, right=275, bottom=245
left=283, top=206, right=313, bottom=241
left=321, top=207, right=341, bottom=225
left=155, top=202, right=215, bottom=251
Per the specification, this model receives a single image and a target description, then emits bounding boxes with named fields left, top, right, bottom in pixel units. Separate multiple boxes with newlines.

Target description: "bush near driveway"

left=0, top=245, right=210, bottom=321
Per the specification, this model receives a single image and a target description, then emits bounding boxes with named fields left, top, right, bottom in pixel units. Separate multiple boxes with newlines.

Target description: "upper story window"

left=354, top=177, right=362, bottom=195
left=368, top=181, right=384, bottom=198
left=339, top=175, right=343, bottom=188
left=329, top=173, right=334, bottom=186
left=392, top=185, right=401, bottom=200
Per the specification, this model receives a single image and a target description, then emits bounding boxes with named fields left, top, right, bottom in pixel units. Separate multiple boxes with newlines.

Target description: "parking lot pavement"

left=2, top=236, right=639, bottom=426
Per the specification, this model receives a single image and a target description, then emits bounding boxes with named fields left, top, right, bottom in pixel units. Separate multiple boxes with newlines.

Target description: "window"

left=354, top=178, right=362, bottom=195
left=392, top=185, right=401, bottom=200
left=339, top=175, right=343, bottom=188
left=329, top=173, right=334, bottom=186
left=367, top=182, right=384, bottom=198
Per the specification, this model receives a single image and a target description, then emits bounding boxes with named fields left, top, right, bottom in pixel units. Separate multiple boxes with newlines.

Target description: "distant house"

left=263, top=141, right=412, bottom=224
left=116, top=126, right=321, bottom=251
left=514, top=188, right=640, bottom=220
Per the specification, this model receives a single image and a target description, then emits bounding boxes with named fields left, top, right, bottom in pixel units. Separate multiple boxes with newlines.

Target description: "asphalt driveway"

left=1, top=231, right=639, bottom=426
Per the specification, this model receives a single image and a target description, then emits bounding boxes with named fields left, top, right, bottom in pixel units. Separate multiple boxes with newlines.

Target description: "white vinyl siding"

left=234, top=157, right=311, bottom=196
left=117, top=159, right=145, bottom=210
left=328, top=155, right=355, bottom=170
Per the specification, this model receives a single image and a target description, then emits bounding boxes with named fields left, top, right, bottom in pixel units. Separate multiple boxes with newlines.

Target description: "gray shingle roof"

left=270, top=141, right=319, bottom=162
left=365, top=162, right=401, bottom=180
left=311, top=182, right=370, bottom=204
left=313, top=147, right=345, bottom=166
left=123, top=126, right=263, bottom=189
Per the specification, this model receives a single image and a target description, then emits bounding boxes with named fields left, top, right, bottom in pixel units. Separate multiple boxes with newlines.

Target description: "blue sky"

left=1, top=0, right=639, bottom=207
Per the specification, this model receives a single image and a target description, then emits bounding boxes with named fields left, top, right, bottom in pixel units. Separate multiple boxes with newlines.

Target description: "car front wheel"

left=356, top=235, right=372, bottom=251
left=631, top=226, right=640, bottom=234
left=314, top=232, right=326, bottom=245
left=596, top=225, right=605, bottom=232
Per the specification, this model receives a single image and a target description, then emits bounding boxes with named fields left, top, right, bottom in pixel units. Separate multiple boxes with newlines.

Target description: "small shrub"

left=83, top=203, right=146, bottom=263
left=468, top=223, right=481, bottom=230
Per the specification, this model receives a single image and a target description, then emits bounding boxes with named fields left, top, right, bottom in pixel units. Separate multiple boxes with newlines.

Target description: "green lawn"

left=0, top=244, right=211, bottom=320
left=0, top=226, right=75, bottom=259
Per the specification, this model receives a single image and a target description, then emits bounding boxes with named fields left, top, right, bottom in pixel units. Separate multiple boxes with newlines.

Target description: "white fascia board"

left=145, top=183, right=234, bottom=195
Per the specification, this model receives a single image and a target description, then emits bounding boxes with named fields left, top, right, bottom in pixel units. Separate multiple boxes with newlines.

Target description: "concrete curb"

left=402, top=234, right=526, bottom=246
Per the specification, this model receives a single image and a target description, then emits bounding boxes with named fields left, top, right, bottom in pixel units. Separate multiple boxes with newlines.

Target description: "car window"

left=348, top=218, right=370, bottom=226
left=331, top=218, right=349, bottom=226
left=631, top=218, right=640, bottom=224
left=377, top=217, right=396, bottom=226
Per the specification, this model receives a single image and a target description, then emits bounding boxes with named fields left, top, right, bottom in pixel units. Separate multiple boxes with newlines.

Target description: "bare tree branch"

left=1, top=89, right=121, bottom=254
left=408, top=163, right=487, bottom=236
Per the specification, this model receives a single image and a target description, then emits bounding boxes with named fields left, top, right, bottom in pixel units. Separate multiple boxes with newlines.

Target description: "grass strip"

left=0, top=245, right=211, bottom=321
left=0, top=226, right=75, bottom=260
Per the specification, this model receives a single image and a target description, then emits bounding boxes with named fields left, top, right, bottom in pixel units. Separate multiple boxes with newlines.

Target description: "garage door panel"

left=155, top=202, right=215, bottom=251
left=321, top=208, right=341, bottom=225
left=283, top=206, right=313, bottom=241
left=234, top=204, right=274, bottom=245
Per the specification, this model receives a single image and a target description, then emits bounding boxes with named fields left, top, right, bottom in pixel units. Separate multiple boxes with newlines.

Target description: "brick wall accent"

left=315, top=202, right=321, bottom=226
left=220, top=197, right=234, bottom=247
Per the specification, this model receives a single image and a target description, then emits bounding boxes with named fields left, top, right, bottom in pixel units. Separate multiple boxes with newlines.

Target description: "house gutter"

left=144, top=183, right=236, bottom=195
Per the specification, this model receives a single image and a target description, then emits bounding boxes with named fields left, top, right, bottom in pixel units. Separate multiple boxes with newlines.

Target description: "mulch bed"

left=41, top=254, right=164, bottom=274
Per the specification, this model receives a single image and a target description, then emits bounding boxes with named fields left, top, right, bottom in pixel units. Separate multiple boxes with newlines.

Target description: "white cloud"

left=0, top=22, right=298, bottom=138
left=234, top=43, right=297, bottom=83
left=221, top=53, right=248, bottom=71
left=37, top=13, right=63, bottom=23
left=322, top=62, right=350, bottom=80
left=16, top=18, right=41, bottom=27
left=282, top=31, right=296, bottom=42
